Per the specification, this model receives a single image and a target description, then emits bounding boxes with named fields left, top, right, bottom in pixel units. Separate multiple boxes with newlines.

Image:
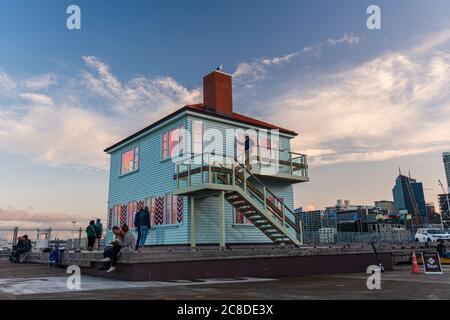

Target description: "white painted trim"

left=106, top=108, right=295, bottom=154
left=185, top=111, right=296, bottom=139
left=106, top=112, right=187, bottom=154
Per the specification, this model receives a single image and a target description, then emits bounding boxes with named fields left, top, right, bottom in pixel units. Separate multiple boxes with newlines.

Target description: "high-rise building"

left=300, top=210, right=323, bottom=232
left=426, top=203, right=440, bottom=225
left=374, top=200, right=395, bottom=214
left=438, top=193, right=450, bottom=227
left=444, top=152, right=450, bottom=192
left=392, top=173, right=427, bottom=224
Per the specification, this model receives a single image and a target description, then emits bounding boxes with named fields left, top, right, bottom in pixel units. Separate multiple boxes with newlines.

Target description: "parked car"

left=415, top=228, right=450, bottom=243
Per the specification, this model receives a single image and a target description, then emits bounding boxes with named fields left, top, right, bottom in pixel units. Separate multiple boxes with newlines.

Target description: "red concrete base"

left=82, top=252, right=393, bottom=281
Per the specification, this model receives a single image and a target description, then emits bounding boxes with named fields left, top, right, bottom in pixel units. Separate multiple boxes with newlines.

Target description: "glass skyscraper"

left=392, top=174, right=427, bottom=224
left=443, top=152, right=450, bottom=192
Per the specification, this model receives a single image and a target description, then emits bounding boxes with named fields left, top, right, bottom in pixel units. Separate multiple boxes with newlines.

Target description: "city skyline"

left=1, top=1, right=450, bottom=227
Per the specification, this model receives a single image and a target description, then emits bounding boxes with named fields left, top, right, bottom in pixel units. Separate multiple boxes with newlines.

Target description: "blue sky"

left=1, top=0, right=450, bottom=227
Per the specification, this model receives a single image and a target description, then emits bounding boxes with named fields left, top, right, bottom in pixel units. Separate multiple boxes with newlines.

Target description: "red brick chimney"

left=203, top=70, right=233, bottom=115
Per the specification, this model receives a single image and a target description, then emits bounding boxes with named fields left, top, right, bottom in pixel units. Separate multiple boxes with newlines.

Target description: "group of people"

left=9, top=235, right=32, bottom=263
left=85, top=218, right=103, bottom=251
left=99, top=224, right=136, bottom=272
left=95, top=206, right=151, bottom=273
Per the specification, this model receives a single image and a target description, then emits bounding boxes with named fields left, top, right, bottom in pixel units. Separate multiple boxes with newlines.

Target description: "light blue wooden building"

left=104, top=70, right=309, bottom=247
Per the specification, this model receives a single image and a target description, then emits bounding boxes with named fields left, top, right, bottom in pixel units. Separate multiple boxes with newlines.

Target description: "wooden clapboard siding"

left=185, top=115, right=296, bottom=244
left=106, top=113, right=297, bottom=245
left=106, top=117, right=189, bottom=245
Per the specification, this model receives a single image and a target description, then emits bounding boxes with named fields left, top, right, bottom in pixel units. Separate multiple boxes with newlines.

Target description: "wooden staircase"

left=174, top=154, right=302, bottom=246
left=224, top=191, right=298, bottom=245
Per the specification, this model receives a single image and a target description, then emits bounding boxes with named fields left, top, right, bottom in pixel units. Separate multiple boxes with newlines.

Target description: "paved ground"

left=0, top=258, right=449, bottom=300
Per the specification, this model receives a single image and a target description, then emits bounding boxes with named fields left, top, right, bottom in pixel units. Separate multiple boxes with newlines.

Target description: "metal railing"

left=246, top=148, right=308, bottom=178
left=0, top=226, right=89, bottom=251
left=302, top=230, right=416, bottom=245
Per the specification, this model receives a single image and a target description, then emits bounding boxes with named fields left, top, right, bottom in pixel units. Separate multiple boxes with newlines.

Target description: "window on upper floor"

left=121, top=146, right=139, bottom=175
left=162, top=124, right=185, bottom=160
left=192, top=120, right=203, bottom=155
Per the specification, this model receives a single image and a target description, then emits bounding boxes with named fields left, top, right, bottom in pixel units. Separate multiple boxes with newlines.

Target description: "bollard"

left=77, top=227, right=82, bottom=251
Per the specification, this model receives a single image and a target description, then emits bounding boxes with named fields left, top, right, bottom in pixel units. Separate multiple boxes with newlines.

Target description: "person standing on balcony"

left=244, top=135, right=254, bottom=170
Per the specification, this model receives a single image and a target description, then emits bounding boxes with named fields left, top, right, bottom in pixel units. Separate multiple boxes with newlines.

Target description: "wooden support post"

left=188, top=164, right=191, bottom=187
left=263, top=187, right=267, bottom=210
left=190, top=197, right=196, bottom=249
left=78, top=227, right=82, bottom=251
left=176, top=164, right=179, bottom=190
left=243, top=170, right=247, bottom=192
left=219, top=191, right=225, bottom=249
left=208, top=163, right=212, bottom=183
left=232, top=162, right=235, bottom=186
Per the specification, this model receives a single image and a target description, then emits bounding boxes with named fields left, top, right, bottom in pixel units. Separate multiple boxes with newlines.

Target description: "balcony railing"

left=174, top=153, right=302, bottom=242
left=244, top=148, right=308, bottom=180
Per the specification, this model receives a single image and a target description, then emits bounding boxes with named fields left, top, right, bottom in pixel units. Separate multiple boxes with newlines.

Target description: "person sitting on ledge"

left=99, top=226, right=123, bottom=273
left=120, top=224, right=136, bottom=253
left=10, top=235, right=31, bottom=263
left=9, top=236, right=23, bottom=262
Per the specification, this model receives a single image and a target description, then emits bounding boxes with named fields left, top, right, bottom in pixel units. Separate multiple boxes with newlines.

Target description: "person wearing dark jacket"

left=134, top=208, right=143, bottom=250
left=9, top=236, right=23, bottom=262
left=437, top=240, right=450, bottom=258
left=99, top=226, right=123, bottom=273
left=86, top=220, right=97, bottom=251
left=10, top=235, right=31, bottom=263
left=94, top=218, right=103, bottom=250
left=137, top=207, right=151, bottom=250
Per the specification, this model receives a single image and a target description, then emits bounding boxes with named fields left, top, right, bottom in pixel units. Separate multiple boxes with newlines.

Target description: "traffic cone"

left=411, top=251, right=420, bottom=274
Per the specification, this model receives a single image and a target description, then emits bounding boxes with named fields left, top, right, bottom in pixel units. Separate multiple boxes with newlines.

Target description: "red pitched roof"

left=104, top=104, right=297, bottom=153
left=185, top=104, right=297, bottom=136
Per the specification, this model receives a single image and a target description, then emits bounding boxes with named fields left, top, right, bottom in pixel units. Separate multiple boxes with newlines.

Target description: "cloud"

left=19, top=93, right=54, bottom=105
left=21, top=73, right=57, bottom=90
left=326, top=33, right=360, bottom=47
left=253, top=30, right=450, bottom=166
left=0, top=29, right=448, bottom=172
left=0, top=58, right=200, bottom=169
left=411, top=28, right=450, bottom=55
left=233, top=33, right=360, bottom=87
left=0, top=207, right=74, bottom=224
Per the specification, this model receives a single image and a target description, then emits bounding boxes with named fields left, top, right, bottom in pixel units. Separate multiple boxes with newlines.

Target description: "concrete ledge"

left=82, top=252, right=393, bottom=281
left=27, top=243, right=418, bottom=281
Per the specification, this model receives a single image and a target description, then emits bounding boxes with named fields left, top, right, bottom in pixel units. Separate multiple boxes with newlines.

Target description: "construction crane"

left=438, top=179, right=450, bottom=229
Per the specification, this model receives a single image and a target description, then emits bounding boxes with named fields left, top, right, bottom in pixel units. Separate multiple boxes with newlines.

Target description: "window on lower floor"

left=235, top=208, right=252, bottom=225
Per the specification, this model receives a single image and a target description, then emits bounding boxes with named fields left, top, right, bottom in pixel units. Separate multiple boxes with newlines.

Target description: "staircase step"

left=254, top=221, right=268, bottom=225
left=224, top=187, right=300, bottom=247
left=269, top=234, right=285, bottom=240
left=263, top=229, right=279, bottom=234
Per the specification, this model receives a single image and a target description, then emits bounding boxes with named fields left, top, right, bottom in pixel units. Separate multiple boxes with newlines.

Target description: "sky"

left=0, top=0, right=450, bottom=228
